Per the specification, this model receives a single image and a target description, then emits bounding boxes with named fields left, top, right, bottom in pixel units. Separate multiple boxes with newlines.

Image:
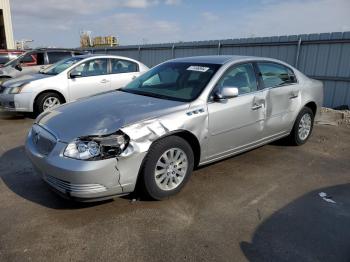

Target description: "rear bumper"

left=0, top=93, right=33, bottom=112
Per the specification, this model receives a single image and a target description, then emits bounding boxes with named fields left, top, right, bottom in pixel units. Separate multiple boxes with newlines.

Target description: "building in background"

left=93, top=36, right=118, bottom=47
left=80, top=31, right=118, bottom=48
left=0, top=0, right=14, bottom=49
left=80, top=31, right=92, bottom=48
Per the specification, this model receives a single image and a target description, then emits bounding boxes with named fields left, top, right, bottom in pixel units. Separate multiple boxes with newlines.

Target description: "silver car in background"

left=25, top=55, right=323, bottom=201
left=0, top=55, right=148, bottom=114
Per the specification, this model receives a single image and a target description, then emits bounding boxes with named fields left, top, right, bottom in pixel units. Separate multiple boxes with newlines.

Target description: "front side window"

left=41, top=57, right=83, bottom=75
left=257, top=62, right=296, bottom=88
left=216, top=63, right=258, bottom=95
left=71, top=58, right=108, bottom=77
left=122, top=62, right=221, bottom=102
left=47, top=52, right=72, bottom=64
left=111, top=59, right=138, bottom=74
left=20, top=53, right=35, bottom=63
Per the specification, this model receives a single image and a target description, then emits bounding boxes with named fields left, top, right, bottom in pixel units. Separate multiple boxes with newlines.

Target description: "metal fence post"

left=295, top=38, right=302, bottom=68
left=217, top=41, right=221, bottom=55
left=138, top=45, right=141, bottom=61
left=172, top=44, right=175, bottom=58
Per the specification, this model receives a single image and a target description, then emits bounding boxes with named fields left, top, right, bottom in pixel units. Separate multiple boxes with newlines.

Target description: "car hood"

left=2, top=73, right=52, bottom=87
left=36, top=91, right=189, bottom=142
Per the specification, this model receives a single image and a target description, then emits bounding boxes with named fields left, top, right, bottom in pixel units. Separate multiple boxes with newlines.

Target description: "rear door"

left=207, top=63, right=268, bottom=160
left=256, top=62, right=300, bottom=136
left=109, top=58, right=140, bottom=90
left=68, top=58, right=110, bottom=101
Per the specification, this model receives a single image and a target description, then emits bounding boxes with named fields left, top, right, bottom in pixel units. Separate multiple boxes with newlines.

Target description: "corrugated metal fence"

left=85, top=32, right=350, bottom=109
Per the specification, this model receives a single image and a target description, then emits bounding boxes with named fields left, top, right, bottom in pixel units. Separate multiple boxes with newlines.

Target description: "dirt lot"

left=0, top=111, right=350, bottom=262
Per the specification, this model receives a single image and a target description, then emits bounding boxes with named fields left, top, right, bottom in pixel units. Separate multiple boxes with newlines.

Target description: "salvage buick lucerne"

left=25, top=55, right=323, bottom=201
left=0, top=55, right=148, bottom=114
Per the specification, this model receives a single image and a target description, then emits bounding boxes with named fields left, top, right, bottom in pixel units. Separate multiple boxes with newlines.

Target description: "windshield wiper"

left=118, top=89, right=174, bottom=100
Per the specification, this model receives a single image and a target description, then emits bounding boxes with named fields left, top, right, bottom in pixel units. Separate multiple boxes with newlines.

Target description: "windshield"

left=41, top=56, right=83, bottom=75
left=121, top=62, right=221, bottom=102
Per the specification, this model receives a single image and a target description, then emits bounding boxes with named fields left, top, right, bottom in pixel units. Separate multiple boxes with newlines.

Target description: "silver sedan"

left=25, top=55, right=323, bottom=201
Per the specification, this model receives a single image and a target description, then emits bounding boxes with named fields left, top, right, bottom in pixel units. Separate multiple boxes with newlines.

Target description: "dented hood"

left=37, top=91, right=188, bottom=142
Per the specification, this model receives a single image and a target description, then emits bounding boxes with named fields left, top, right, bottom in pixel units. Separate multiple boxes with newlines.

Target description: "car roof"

left=30, top=48, right=81, bottom=52
left=169, top=55, right=279, bottom=65
left=75, top=54, right=139, bottom=61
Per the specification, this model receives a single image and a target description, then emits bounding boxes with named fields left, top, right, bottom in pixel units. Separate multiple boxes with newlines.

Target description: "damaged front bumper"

left=25, top=126, right=147, bottom=202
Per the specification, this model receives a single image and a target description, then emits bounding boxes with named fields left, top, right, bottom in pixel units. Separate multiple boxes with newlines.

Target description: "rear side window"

left=111, top=59, right=138, bottom=74
left=0, top=53, right=9, bottom=64
left=47, top=52, right=72, bottom=64
left=257, top=62, right=296, bottom=88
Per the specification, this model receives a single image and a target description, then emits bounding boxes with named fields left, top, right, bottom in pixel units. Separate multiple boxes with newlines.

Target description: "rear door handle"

left=252, top=104, right=263, bottom=110
left=100, top=79, right=109, bottom=83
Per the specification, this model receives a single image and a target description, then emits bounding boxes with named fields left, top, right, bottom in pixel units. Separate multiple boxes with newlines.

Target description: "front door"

left=68, top=58, right=110, bottom=101
left=207, top=63, right=267, bottom=161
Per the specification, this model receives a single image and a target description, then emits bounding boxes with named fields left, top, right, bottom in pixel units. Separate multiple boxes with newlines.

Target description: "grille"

left=31, top=125, right=57, bottom=156
left=45, top=175, right=107, bottom=194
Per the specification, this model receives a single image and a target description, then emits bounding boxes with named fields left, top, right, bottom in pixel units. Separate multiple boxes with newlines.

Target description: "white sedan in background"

left=0, top=55, right=149, bottom=114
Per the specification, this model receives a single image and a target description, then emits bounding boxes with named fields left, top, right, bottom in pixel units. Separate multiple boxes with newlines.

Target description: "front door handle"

left=100, top=79, right=109, bottom=84
left=252, top=104, right=263, bottom=110
left=131, top=75, right=137, bottom=80
left=289, top=93, right=299, bottom=99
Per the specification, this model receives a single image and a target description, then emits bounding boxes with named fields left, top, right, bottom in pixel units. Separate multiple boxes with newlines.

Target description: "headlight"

left=63, top=131, right=129, bottom=160
left=8, top=83, right=29, bottom=94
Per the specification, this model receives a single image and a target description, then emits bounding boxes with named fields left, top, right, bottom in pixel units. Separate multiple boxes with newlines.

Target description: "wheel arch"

left=167, top=130, right=201, bottom=168
left=303, top=101, right=317, bottom=116
left=33, top=89, right=67, bottom=108
left=150, top=130, right=201, bottom=168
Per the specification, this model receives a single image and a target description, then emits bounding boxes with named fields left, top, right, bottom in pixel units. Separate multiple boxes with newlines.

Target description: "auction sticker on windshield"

left=187, top=65, right=210, bottom=72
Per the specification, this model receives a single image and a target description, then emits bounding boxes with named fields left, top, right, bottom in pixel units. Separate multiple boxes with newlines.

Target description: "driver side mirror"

left=69, top=71, right=82, bottom=79
left=213, top=86, right=239, bottom=102
left=15, top=63, right=22, bottom=71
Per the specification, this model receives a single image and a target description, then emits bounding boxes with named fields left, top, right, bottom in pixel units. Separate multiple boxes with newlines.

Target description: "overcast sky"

left=10, top=0, right=350, bottom=48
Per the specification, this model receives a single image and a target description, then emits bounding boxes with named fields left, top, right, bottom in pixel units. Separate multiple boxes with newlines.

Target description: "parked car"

left=0, top=48, right=86, bottom=83
left=0, top=50, right=25, bottom=66
left=0, top=54, right=149, bottom=114
left=25, top=55, right=323, bottom=201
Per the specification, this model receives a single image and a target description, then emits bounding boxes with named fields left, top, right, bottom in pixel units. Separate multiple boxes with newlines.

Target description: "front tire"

left=139, top=136, right=194, bottom=200
left=34, top=92, right=63, bottom=115
left=288, top=107, right=314, bottom=146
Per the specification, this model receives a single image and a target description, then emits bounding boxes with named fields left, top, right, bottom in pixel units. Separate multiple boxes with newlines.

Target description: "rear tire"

left=34, top=92, right=63, bottom=115
left=139, top=136, right=194, bottom=200
left=288, top=107, right=314, bottom=146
